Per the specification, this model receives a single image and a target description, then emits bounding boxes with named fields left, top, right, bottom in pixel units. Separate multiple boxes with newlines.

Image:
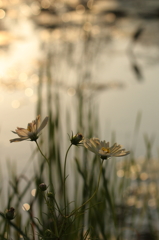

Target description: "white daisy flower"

left=10, top=115, right=48, bottom=143
left=83, top=138, right=130, bottom=160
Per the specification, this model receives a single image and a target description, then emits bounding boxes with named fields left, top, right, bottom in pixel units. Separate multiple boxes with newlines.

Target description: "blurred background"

left=0, top=0, right=159, bottom=238
left=0, top=0, right=159, bottom=166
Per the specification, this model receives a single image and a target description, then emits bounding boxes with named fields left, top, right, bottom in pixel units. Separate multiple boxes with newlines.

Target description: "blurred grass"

left=1, top=50, right=159, bottom=240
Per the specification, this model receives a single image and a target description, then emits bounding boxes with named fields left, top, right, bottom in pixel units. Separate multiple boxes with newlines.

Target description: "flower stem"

left=35, top=141, right=50, bottom=166
left=63, top=144, right=72, bottom=216
left=68, top=159, right=104, bottom=218
left=43, top=194, right=59, bottom=237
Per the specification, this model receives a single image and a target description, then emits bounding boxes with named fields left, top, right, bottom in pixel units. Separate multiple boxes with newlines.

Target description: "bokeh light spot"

left=19, top=72, right=28, bottom=82
left=25, top=88, right=33, bottom=97
left=20, top=4, right=31, bottom=17
left=30, top=74, right=39, bottom=84
left=0, top=9, right=5, bottom=19
left=87, top=0, right=93, bottom=9
left=76, top=5, right=85, bottom=14
left=11, top=100, right=20, bottom=109
left=62, top=13, right=71, bottom=23
left=105, top=13, right=116, bottom=23
left=136, top=200, right=143, bottom=209
left=31, top=2, right=41, bottom=15
left=41, top=0, right=50, bottom=9
left=127, top=196, right=136, bottom=206
left=22, top=203, right=30, bottom=211
left=67, top=87, right=76, bottom=96
left=83, top=22, right=92, bottom=32
left=117, top=169, right=124, bottom=178
left=140, top=172, right=148, bottom=181
left=31, top=189, right=36, bottom=197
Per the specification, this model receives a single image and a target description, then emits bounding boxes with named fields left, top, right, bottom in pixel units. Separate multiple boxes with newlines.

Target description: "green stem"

left=35, top=141, right=50, bottom=166
left=102, top=167, right=117, bottom=229
left=68, top=159, right=104, bottom=218
left=6, top=221, right=9, bottom=240
left=43, top=194, right=59, bottom=237
left=0, top=213, right=30, bottom=240
left=63, top=144, right=72, bottom=216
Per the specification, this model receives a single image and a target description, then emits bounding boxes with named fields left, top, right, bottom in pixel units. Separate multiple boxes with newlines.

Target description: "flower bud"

left=47, top=192, right=54, bottom=199
left=70, top=133, right=83, bottom=146
left=39, top=183, right=47, bottom=191
left=5, top=207, right=15, bottom=220
left=44, top=229, right=52, bottom=237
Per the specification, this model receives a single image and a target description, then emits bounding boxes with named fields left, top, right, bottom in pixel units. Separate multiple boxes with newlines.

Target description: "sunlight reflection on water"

left=0, top=0, right=159, bottom=174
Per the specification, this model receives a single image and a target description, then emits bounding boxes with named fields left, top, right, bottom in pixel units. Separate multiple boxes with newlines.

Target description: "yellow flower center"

left=101, top=147, right=110, bottom=153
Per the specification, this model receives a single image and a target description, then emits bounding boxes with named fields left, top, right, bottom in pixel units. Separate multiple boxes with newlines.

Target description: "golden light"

left=31, top=189, right=36, bottom=197
left=51, top=29, right=61, bottom=40
left=61, top=13, right=71, bottom=23
left=30, top=74, right=39, bottom=84
left=30, top=2, right=41, bottom=15
left=0, top=95, right=4, bottom=103
left=83, top=22, right=92, bottom=32
left=0, top=9, right=5, bottom=19
left=19, top=72, right=28, bottom=82
left=140, top=172, right=148, bottom=181
left=126, top=196, right=136, bottom=206
left=135, top=200, right=143, bottom=209
left=130, top=165, right=136, bottom=173
left=41, top=0, right=50, bottom=9
left=92, top=25, right=100, bottom=35
left=117, top=169, right=124, bottom=178
left=7, top=68, right=17, bottom=78
left=67, top=87, right=76, bottom=96
left=40, top=29, right=51, bottom=41
left=11, top=100, right=20, bottom=109
left=20, top=4, right=31, bottom=17
left=25, top=88, right=33, bottom=97
left=87, top=0, right=93, bottom=9
left=8, top=0, right=20, bottom=4
left=30, top=95, right=37, bottom=103
left=22, top=203, right=30, bottom=211
left=76, top=5, right=85, bottom=14
left=105, top=13, right=116, bottom=23
left=0, top=31, right=14, bottom=46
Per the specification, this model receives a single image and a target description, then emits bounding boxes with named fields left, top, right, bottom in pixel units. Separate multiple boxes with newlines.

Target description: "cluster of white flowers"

left=10, top=115, right=130, bottom=160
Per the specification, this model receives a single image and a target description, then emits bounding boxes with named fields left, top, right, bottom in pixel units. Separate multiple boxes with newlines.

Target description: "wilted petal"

left=16, top=128, right=29, bottom=137
left=37, top=116, right=48, bottom=134
left=36, top=115, right=41, bottom=130
left=10, top=137, right=29, bottom=143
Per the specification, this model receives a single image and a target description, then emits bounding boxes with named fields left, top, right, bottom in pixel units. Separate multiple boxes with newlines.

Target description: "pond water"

left=0, top=0, right=159, bottom=175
